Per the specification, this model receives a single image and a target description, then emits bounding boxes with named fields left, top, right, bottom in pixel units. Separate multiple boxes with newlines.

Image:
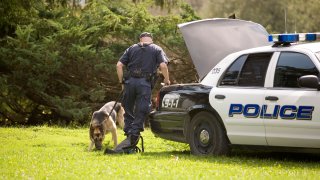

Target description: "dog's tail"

left=116, top=105, right=125, bottom=129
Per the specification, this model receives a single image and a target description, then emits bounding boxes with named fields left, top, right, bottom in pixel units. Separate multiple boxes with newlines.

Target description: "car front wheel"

left=188, top=111, right=230, bottom=155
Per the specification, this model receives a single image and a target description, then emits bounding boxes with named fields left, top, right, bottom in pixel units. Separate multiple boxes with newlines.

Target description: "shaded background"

left=0, top=0, right=319, bottom=126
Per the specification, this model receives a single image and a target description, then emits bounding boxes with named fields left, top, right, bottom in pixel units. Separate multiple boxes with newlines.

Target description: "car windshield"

left=316, top=51, right=320, bottom=61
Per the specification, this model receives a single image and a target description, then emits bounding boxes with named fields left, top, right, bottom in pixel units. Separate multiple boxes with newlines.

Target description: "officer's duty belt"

left=129, top=71, right=152, bottom=78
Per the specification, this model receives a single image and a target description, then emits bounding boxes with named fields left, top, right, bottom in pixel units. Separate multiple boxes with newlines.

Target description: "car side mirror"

left=298, top=75, right=320, bottom=90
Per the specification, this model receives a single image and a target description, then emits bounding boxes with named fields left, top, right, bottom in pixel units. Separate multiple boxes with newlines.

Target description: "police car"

left=149, top=18, right=320, bottom=155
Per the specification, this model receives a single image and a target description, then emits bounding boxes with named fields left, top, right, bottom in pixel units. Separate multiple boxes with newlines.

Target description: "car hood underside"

left=178, top=18, right=271, bottom=80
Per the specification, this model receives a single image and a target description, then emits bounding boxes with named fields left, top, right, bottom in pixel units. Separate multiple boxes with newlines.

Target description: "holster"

left=148, top=73, right=158, bottom=89
left=126, top=70, right=158, bottom=89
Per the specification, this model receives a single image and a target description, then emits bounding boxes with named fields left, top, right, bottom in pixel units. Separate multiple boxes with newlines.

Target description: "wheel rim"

left=193, top=120, right=214, bottom=154
left=199, top=129, right=210, bottom=145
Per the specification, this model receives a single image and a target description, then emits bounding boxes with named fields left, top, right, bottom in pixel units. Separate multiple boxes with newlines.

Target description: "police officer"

left=111, top=32, right=170, bottom=153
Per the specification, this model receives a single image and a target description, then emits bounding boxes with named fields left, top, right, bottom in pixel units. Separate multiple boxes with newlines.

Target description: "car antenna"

left=284, top=8, right=287, bottom=34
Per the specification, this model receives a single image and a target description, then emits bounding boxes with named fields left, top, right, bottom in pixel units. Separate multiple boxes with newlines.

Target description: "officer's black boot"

left=129, top=134, right=140, bottom=147
left=104, top=134, right=140, bottom=154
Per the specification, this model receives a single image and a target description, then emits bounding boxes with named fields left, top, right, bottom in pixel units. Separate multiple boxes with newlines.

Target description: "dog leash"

left=134, top=136, right=144, bottom=153
left=104, top=89, right=124, bottom=124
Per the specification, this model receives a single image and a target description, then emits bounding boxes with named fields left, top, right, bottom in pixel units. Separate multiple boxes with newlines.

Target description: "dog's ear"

left=92, top=111, right=98, bottom=119
left=89, top=124, right=94, bottom=141
left=90, top=112, right=97, bottom=141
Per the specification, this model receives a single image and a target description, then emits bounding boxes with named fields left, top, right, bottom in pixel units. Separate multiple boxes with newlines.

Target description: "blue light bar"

left=306, top=33, right=316, bottom=41
left=279, top=34, right=299, bottom=42
left=268, top=34, right=299, bottom=43
left=269, top=33, right=320, bottom=44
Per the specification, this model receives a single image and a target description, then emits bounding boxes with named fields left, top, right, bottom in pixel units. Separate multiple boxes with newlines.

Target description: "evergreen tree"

left=0, top=0, right=198, bottom=125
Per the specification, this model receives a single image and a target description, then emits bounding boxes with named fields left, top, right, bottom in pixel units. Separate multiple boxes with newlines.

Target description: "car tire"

left=188, top=111, right=230, bottom=155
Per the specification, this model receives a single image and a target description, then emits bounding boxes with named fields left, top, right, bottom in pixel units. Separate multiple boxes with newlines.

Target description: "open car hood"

left=178, top=18, right=271, bottom=80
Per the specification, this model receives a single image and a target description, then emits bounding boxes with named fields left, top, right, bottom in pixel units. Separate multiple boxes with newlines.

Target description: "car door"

left=210, top=52, right=273, bottom=146
left=264, top=51, right=320, bottom=148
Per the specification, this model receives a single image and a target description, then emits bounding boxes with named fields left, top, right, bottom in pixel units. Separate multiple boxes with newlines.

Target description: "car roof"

left=235, top=42, right=320, bottom=55
left=291, top=42, right=320, bottom=53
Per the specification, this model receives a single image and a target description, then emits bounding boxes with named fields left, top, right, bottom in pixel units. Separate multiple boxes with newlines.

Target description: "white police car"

left=149, top=18, right=320, bottom=155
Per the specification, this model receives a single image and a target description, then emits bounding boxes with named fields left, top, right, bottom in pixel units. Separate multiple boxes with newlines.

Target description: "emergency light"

left=268, top=33, right=320, bottom=43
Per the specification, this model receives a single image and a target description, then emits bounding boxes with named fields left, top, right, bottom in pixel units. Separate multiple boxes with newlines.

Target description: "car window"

left=220, top=53, right=272, bottom=87
left=220, top=55, right=247, bottom=85
left=274, top=52, right=319, bottom=88
left=316, top=51, right=320, bottom=61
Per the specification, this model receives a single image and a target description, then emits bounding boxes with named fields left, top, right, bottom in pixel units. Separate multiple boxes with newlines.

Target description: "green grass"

left=0, top=126, right=320, bottom=179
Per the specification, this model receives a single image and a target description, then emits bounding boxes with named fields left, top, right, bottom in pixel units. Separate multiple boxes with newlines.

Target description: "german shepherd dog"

left=89, top=101, right=125, bottom=151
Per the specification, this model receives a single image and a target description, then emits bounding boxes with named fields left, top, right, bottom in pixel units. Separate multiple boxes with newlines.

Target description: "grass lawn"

left=0, top=126, right=319, bottom=179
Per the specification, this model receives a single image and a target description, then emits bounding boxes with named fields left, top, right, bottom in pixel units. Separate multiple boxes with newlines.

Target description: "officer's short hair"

left=139, top=32, right=153, bottom=39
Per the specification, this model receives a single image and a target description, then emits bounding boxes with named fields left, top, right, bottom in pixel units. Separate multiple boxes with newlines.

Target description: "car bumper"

left=149, top=110, right=188, bottom=143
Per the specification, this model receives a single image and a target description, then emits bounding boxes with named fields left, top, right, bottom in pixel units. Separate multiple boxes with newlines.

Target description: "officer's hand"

left=163, top=78, right=170, bottom=86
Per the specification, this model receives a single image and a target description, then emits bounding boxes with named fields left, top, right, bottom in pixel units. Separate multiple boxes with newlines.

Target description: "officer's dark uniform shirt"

left=120, top=43, right=168, bottom=73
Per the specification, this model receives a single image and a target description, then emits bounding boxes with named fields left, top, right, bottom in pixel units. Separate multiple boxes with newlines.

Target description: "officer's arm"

left=160, top=62, right=170, bottom=85
left=116, top=61, right=124, bottom=84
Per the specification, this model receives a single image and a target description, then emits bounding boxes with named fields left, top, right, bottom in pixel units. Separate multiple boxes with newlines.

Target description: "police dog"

left=89, top=101, right=125, bottom=151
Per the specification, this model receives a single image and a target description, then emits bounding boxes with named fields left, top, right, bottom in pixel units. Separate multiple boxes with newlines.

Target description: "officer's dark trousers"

left=122, top=77, right=151, bottom=136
